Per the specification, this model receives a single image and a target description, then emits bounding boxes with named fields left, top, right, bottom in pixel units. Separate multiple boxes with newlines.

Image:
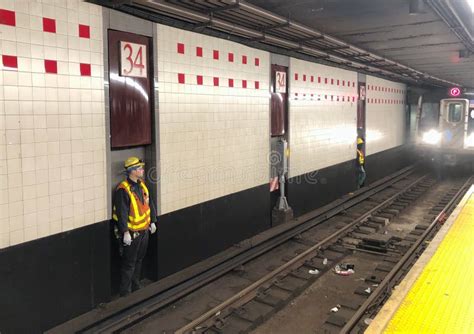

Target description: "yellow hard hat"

left=124, top=156, right=145, bottom=170
left=357, top=137, right=364, bottom=145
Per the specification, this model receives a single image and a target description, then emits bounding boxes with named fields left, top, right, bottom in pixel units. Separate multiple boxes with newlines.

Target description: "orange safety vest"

left=357, top=149, right=365, bottom=165
left=112, top=180, right=151, bottom=232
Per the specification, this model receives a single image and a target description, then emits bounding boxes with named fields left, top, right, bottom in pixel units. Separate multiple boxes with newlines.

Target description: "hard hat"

left=124, top=156, right=145, bottom=170
left=357, top=137, right=364, bottom=145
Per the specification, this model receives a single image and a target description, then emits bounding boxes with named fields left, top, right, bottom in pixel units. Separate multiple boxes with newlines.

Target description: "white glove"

left=149, top=223, right=157, bottom=234
left=123, top=231, right=132, bottom=246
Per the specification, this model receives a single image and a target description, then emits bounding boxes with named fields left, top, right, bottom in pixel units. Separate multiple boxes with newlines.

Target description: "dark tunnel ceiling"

left=247, top=0, right=474, bottom=88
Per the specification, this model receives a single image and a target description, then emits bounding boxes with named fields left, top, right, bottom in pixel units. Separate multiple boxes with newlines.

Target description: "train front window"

left=447, top=103, right=463, bottom=123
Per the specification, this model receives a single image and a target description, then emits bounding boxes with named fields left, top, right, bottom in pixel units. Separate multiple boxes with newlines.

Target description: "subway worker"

left=113, top=157, right=157, bottom=297
left=356, top=135, right=366, bottom=188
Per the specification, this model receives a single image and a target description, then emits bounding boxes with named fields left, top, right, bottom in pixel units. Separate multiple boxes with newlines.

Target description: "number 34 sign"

left=120, top=41, right=147, bottom=78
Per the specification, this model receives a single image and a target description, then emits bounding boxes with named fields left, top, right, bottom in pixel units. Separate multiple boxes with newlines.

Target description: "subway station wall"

left=365, top=75, right=406, bottom=155
left=0, top=0, right=107, bottom=249
left=288, top=58, right=358, bottom=178
left=0, top=1, right=414, bottom=332
left=156, top=24, right=270, bottom=215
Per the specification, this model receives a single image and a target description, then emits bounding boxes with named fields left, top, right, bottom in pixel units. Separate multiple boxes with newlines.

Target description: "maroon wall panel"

left=271, top=64, right=288, bottom=136
left=108, top=30, right=152, bottom=148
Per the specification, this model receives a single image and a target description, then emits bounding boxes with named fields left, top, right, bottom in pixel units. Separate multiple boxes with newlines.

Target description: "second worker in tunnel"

left=113, top=157, right=157, bottom=297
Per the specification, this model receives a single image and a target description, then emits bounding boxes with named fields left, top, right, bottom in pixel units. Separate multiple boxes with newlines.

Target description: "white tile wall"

left=0, top=0, right=106, bottom=249
left=288, top=58, right=358, bottom=177
left=366, top=76, right=406, bottom=156
left=156, top=24, right=270, bottom=214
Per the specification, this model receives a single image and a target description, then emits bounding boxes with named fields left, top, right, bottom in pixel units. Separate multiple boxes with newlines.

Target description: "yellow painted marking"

left=384, top=193, right=474, bottom=333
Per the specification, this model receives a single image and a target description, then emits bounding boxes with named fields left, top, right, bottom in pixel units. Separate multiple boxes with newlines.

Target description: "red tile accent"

left=78, top=24, right=90, bottom=38
left=318, top=77, right=321, bottom=83
left=342, top=96, right=345, bottom=102
left=2, top=55, right=18, bottom=69
left=352, top=82, right=355, bottom=88
left=331, top=78, right=334, bottom=85
left=311, top=76, right=314, bottom=82
left=177, top=43, right=184, bottom=54
left=303, top=74, right=306, bottom=81
left=44, top=59, right=57, bottom=74
left=0, top=9, right=16, bottom=26
left=178, top=73, right=185, bottom=84
left=213, top=77, right=219, bottom=86
left=196, top=47, right=203, bottom=57
left=343, top=80, right=345, bottom=87
left=353, top=96, right=355, bottom=102
left=213, top=50, right=219, bottom=60
left=242, top=55, right=247, bottom=64
left=294, top=73, right=298, bottom=81
left=325, top=78, right=328, bottom=84
left=197, top=75, right=203, bottom=85
left=325, top=95, right=327, bottom=100
left=337, top=80, right=340, bottom=86
left=255, top=58, right=260, bottom=66
left=43, top=17, right=56, bottom=33
left=255, top=81, right=259, bottom=89
left=80, top=63, right=91, bottom=76
left=228, top=78, right=234, bottom=87
left=228, top=52, right=234, bottom=62
left=242, top=80, right=247, bottom=88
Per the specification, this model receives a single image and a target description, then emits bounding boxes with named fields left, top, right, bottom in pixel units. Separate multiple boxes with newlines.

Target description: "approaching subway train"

left=418, top=97, right=474, bottom=166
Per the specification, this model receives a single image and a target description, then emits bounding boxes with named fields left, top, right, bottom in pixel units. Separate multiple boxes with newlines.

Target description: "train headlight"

left=466, top=133, right=474, bottom=148
left=422, top=129, right=441, bottom=145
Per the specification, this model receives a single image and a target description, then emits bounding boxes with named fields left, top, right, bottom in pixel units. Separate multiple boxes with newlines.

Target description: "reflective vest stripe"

left=113, top=180, right=151, bottom=232
left=357, top=149, right=365, bottom=165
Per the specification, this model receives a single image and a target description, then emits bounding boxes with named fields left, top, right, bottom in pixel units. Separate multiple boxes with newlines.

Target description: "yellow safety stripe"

left=128, top=220, right=149, bottom=230
left=357, top=149, right=365, bottom=164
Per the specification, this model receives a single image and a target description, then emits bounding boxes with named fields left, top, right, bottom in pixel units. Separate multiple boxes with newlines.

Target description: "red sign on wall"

left=120, top=41, right=147, bottom=78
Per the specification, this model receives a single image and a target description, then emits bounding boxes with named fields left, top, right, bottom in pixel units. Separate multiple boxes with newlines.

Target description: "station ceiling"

left=98, top=0, right=474, bottom=89
left=248, top=0, right=474, bottom=89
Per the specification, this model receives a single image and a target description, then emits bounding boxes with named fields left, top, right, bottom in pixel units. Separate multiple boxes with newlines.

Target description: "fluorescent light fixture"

left=468, top=0, right=474, bottom=12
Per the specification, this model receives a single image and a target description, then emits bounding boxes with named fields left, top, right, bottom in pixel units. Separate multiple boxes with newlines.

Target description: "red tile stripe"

left=44, top=59, right=57, bottom=74
left=176, top=43, right=261, bottom=66
left=291, top=92, right=405, bottom=105
left=78, top=24, right=90, bottom=39
left=43, top=17, right=56, bottom=33
left=177, top=73, right=262, bottom=89
left=367, top=85, right=405, bottom=95
left=2, top=55, right=92, bottom=75
left=80, top=63, right=91, bottom=76
left=0, top=8, right=15, bottom=26
left=2, top=55, right=18, bottom=69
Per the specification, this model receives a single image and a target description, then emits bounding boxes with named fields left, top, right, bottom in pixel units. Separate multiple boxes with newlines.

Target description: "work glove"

left=149, top=223, right=157, bottom=234
left=123, top=231, right=132, bottom=246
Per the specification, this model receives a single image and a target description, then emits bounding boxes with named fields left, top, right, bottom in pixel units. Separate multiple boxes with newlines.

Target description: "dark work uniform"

left=114, top=178, right=157, bottom=296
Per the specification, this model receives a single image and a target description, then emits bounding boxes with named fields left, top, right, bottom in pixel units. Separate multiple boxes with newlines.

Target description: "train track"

left=172, top=174, right=472, bottom=334
left=51, top=167, right=472, bottom=334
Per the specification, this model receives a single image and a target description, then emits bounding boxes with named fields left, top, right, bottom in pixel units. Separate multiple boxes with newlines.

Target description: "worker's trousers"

left=119, top=230, right=149, bottom=296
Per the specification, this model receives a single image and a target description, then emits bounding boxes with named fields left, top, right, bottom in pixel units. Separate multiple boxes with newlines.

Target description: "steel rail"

left=340, top=175, right=474, bottom=333
left=74, top=167, right=418, bottom=334
left=174, top=174, right=429, bottom=334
